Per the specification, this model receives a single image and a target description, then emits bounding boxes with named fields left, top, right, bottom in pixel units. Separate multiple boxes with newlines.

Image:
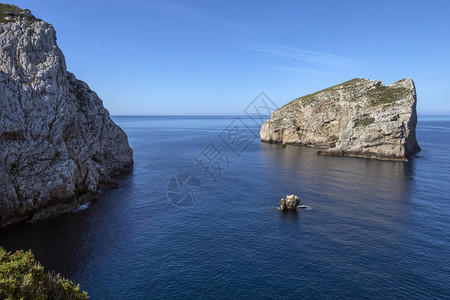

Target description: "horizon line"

left=110, top=113, right=450, bottom=117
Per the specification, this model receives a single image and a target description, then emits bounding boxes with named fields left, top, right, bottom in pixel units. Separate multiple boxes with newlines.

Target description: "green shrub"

left=0, top=247, right=88, bottom=299
left=354, top=117, right=375, bottom=127
left=0, top=4, right=23, bottom=23
left=0, top=4, right=40, bottom=24
left=370, top=86, right=408, bottom=107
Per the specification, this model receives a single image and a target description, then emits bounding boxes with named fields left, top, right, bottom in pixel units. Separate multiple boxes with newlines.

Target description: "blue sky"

left=9, top=0, right=450, bottom=115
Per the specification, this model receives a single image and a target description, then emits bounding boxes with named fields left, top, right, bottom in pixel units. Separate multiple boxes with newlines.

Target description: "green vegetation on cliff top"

left=0, top=4, right=23, bottom=23
left=0, top=247, right=88, bottom=299
left=369, top=85, right=409, bottom=107
left=283, top=78, right=409, bottom=107
left=0, top=3, right=40, bottom=24
left=293, top=78, right=367, bottom=106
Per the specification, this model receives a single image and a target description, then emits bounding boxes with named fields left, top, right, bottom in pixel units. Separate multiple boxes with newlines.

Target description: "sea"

left=0, top=115, right=449, bottom=299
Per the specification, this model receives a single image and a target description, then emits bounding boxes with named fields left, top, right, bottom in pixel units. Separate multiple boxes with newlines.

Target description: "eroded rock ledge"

left=260, top=78, right=421, bottom=161
left=0, top=4, right=133, bottom=227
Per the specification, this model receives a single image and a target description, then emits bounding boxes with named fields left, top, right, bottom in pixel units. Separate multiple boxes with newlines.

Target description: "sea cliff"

left=260, top=78, right=421, bottom=160
left=0, top=4, right=133, bottom=227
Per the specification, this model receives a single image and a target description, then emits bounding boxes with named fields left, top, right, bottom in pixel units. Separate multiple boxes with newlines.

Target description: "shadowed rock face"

left=260, top=78, right=421, bottom=161
left=0, top=5, right=133, bottom=227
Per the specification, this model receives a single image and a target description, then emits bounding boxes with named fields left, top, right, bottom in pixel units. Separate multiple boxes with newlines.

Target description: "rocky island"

left=261, top=78, right=421, bottom=161
left=279, top=195, right=300, bottom=211
left=0, top=4, right=133, bottom=227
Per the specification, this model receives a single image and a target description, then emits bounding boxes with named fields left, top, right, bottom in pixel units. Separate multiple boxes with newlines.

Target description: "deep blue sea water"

left=1, top=115, right=449, bottom=299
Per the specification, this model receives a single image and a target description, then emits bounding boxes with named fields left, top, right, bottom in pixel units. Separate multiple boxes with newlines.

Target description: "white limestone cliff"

left=260, top=78, right=421, bottom=160
left=0, top=5, right=133, bottom=227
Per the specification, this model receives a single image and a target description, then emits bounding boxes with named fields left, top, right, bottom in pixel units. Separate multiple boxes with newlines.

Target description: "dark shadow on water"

left=0, top=170, right=135, bottom=278
left=279, top=210, right=299, bottom=223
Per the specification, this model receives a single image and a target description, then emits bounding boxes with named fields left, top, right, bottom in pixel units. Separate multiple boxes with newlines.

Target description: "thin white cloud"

left=245, top=45, right=354, bottom=68
left=274, top=66, right=337, bottom=76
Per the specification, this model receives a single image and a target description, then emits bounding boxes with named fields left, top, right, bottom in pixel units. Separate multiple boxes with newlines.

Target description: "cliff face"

left=260, top=78, right=421, bottom=160
left=0, top=5, right=133, bottom=227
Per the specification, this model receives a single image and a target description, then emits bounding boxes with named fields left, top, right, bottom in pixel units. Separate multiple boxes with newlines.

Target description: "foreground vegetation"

left=0, top=247, right=88, bottom=299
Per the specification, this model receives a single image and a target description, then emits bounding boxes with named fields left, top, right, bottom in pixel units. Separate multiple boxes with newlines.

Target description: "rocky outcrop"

left=279, top=195, right=300, bottom=211
left=0, top=4, right=133, bottom=227
left=261, top=78, right=421, bottom=161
